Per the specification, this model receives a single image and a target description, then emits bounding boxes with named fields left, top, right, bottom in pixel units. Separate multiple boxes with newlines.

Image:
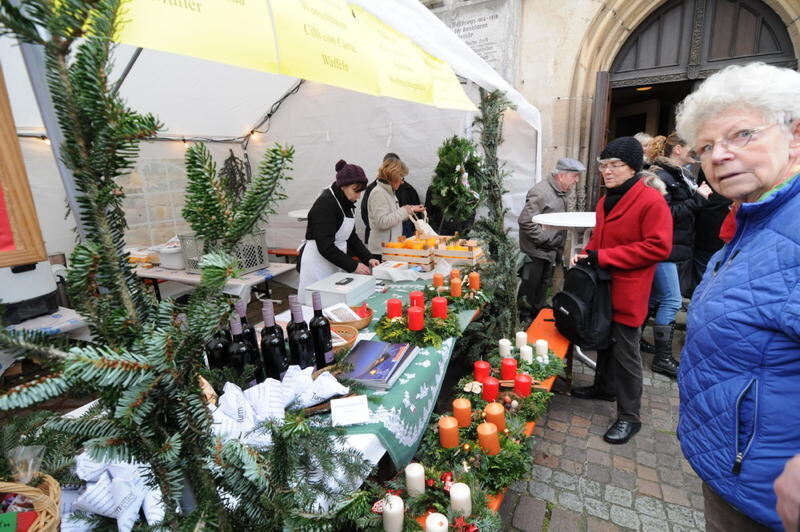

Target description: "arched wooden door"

left=586, top=0, right=796, bottom=205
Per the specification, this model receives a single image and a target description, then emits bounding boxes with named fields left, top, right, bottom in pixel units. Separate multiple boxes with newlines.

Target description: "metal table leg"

left=574, top=345, right=596, bottom=370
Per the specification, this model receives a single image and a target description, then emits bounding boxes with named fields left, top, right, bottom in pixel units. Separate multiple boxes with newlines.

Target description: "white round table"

left=532, top=211, right=596, bottom=260
left=531, top=211, right=598, bottom=370
left=288, top=208, right=310, bottom=222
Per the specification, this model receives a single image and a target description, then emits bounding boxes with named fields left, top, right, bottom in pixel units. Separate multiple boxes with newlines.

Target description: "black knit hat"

left=335, top=159, right=368, bottom=188
left=599, top=137, right=643, bottom=173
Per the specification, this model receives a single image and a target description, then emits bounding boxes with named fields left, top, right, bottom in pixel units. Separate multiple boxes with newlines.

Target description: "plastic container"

left=157, top=246, right=185, bottom=270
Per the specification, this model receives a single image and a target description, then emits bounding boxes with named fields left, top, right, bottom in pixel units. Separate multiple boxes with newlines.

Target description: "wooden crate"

left=380, top=240, right=435, bottom=270
left=434, top=241, right=485, bottom=266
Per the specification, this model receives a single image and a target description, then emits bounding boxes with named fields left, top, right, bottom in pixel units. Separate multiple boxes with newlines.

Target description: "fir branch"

left=0, top=372, right=71, bottom=410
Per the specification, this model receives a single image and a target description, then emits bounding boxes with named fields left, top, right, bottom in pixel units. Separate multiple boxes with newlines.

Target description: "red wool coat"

left=585, top=179, right=673, bottom=327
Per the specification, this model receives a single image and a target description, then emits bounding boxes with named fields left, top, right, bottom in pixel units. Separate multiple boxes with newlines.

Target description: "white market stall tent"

left=2, top=0, right=542, bottom=261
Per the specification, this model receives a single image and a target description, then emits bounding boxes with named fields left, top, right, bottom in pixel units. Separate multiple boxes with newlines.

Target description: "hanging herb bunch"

left=428, top=136, right=484, bottom=223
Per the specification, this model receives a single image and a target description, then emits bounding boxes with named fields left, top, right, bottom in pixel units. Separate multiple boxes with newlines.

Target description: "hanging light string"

left=16, top=79, right=306, bottom=150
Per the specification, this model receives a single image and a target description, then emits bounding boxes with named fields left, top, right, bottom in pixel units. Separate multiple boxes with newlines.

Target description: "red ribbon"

left=454, top=516, right=479, bottom=531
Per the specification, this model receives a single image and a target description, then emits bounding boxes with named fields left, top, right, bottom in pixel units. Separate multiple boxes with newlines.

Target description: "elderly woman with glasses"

left=570, top=137, right=672, bottom=445
left=675, top=62, right=800, bottom=531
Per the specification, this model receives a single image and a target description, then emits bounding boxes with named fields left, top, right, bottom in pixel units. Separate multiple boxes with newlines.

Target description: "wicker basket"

left=332, top=324, right=358, bottom=354
left=179, top=231, right=268, bottom=274
left=331, top=306, right=374, bottom=330
left=0, top=474, right=60, bottom=531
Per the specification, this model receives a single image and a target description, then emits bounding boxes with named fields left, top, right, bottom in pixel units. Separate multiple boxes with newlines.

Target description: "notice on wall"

left=432, top=0, right=519, bottom=83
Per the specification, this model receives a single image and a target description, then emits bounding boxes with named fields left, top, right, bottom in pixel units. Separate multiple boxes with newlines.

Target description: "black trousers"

left=702, top=482, right=772, bottom=532
left=593, top=322, right=643, bottom=423
left=517, top=257, right=554, bottom=319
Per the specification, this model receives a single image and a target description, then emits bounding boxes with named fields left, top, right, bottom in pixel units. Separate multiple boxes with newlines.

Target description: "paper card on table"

left=330, top=395, right=370, bottom=426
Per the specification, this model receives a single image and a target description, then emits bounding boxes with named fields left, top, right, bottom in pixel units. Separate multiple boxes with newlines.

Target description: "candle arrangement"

left=376, top=295, right=461, bottom=348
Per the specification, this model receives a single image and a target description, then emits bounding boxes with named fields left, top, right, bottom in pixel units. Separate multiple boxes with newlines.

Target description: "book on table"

left=340, top=339, right=418, bottom=389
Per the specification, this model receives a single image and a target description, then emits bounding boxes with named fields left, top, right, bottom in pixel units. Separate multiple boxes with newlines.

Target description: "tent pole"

left=112, top=47, right=143, bottom=95
left=16, top=37, right=88, bottom=242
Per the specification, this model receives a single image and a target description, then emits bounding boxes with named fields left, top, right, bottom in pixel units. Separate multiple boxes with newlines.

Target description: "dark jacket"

left=518, top=175, right=576, bottom=262
left=302, top=184, right=372, bottom=272
left=424, top=187, right=475, bottom=236
left=648, top=157, right=706, bottom=262
left=361, top=180, right=421, bottom=240
left=679, top=174, right=800, bottom=530
left=694, top=170, right=732, bottom=254
left=585, top=177, right=672, bottom=327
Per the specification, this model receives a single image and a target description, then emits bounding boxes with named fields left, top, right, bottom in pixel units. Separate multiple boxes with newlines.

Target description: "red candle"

left=432, top=273, right=444, bottom=287
left=500, top=357, right=518, bottom=380
left=473, top=360, right=490, bottom=381
left=407, top=306, right=424, bottom=331
left=409, top=291, right=424, bottom=308
left=514, top=374, right=532, bottom=397
left=450, top=278, right=462, bottom=297
left=482, top=376, right=500, bottom=402
left=468, top=271, right=480, bottom=290
left=386, top=298, right=403, bottom=318
left=431, top=296, right=448, bottom=319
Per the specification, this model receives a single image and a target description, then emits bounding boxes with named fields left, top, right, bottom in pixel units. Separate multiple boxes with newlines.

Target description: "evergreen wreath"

left=428, top=136, right=484, bottom=224
left=375, top=306, right=462, bottom=348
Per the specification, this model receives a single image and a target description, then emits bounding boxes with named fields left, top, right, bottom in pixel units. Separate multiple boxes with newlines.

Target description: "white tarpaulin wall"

left=2, top=0, right=541, bottom=257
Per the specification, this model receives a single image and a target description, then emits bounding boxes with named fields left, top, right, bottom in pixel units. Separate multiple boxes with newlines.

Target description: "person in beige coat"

left=367, top=158, right=425, bottom=256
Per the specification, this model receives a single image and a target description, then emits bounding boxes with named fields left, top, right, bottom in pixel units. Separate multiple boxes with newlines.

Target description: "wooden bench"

left=487, top=307, right=573, bottom=511
left=267, top=248, right=299, bottom=263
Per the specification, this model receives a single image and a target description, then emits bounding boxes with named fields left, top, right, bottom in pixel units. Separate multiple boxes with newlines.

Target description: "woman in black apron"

left=298, top=160, right=378, bottom=295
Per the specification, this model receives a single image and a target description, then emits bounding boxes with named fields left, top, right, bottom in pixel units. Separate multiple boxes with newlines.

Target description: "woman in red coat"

left=571, top=137, right=673, bottom=444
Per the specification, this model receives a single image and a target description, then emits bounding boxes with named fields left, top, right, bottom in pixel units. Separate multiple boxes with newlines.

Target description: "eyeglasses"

left=597, top=162, right=628, bottom=172
left=695, top=124, right=777, bottom=160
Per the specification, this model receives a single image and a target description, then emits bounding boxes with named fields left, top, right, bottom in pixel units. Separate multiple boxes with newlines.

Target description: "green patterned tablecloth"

left=342, top=281, right=476, bottom=467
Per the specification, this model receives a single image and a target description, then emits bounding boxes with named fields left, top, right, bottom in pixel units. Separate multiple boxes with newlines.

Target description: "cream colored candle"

left=425, top=512, right=449, bottom=532
left=498, top=338, right=512, bottom=357
left=449, top=482, right=472, bottom=517
left=535, top=339, right=549, bottom=357
left=515, top=331, right=528, bottom=349
left=405, top=463, right=425, bottom=497
left=383, top=494, right=404, bottom=532
left=520, top=345, right=534, bottom=364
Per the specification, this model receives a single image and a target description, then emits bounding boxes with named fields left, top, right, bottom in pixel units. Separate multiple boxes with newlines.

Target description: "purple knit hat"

left=335, top=159, right=368, bottom=188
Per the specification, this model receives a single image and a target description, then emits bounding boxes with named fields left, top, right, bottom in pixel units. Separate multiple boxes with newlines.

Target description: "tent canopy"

left=2, top=0, right=542, bottom=255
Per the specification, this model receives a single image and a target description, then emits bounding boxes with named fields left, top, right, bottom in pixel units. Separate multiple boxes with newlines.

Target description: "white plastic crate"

left=178, top=231, right=268, bottom=274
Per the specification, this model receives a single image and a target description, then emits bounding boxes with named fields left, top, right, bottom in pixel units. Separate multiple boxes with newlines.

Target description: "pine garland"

left=375, top=308, right=462, bottom=348
left=458, top=90, right=521, bottom=363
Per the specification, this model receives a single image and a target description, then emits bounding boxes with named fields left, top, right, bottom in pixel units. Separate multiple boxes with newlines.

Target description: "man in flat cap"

left=517, top=157, right=585, bottom=321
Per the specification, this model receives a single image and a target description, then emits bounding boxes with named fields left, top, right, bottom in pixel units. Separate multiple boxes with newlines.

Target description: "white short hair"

left=675, top=62, right=800, bottom=146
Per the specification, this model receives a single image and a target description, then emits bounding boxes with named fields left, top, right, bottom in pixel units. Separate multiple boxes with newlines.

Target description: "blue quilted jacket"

left=678, top=173, right=800, bottom=530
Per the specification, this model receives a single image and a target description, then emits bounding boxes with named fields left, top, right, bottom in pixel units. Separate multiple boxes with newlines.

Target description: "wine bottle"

left=234, top=299, right=259, bottom=352
left=204, top=328, right=230, bottom=370
left=309, top=292, right=335, bottom=369
left=288, top=299, right=316, bottom=369
left=260, top=299, right=289, bottom=380
left=227, top=317, right=262, bottom=378
left=285, top=294, right=307, bottom=339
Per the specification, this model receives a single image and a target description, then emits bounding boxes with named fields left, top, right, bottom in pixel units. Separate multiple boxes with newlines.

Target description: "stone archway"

left=563, top=0, right=800, bottom=205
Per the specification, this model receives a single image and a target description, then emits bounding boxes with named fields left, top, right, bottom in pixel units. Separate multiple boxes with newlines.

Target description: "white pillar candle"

left=405, top=462, right=425, bottom=497
left=383, top=494, right=404, bottom=532
left=449, top=482, right=472, bottom=517
left=520, top=345, right=533, bottom=364
left=515, top=331, right=528, bottom=349
left=425, top=512, right=449, bottom=532
left=535, top=339, right=549, bottom=357
left=498, top=338, right=512, bottom=357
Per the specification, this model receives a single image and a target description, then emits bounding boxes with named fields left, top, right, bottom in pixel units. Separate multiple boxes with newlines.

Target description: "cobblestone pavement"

left=500, top=327, right=705, bottom=531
